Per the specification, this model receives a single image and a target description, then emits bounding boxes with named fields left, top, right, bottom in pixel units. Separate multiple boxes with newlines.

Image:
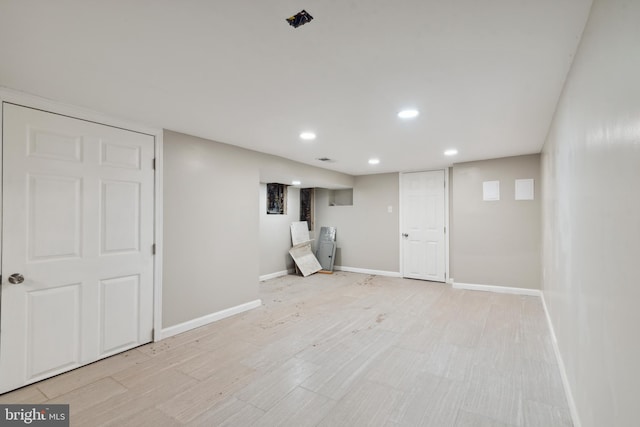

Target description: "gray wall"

left=163, top=131, right=260, bottom=328
left=259, top=184, right=299, bottom=276
left=451, top=154, right=541, bottom=289
left=315, top=173, right=399, bottom=272
left=163, top=130, right=352, bottom=328
left=541, top=0, right=640, bottom=425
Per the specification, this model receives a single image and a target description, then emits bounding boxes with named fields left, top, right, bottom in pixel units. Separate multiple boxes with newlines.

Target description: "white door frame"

left=398, top=168, right=450, bottom=282
left=0, top=87, right=164, bottom=342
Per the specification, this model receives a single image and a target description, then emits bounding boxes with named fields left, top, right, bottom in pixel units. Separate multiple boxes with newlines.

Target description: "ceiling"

left=0, top=0, right=593, bottom=176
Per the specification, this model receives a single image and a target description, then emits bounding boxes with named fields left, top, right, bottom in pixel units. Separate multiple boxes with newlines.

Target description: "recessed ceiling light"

left=444, top=149, right=458, bottom=156
left=292, top=180, right=301, bottom=186
left=398, top=109, right=419, bottom=119
left=368, top=158, right=380, bottom=165
left=300, top=132, right=316, bottom=141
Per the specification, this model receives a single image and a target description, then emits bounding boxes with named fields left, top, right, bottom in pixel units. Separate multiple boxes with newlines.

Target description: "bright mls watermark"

left=0, top=405, right=69, bottom=426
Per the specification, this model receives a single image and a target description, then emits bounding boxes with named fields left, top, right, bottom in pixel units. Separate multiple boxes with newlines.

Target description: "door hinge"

left=444, top=226, right=446, bottom=233
left=152, top=158, right=156, bottom=170
left=152, top=243, right=156, bottom=255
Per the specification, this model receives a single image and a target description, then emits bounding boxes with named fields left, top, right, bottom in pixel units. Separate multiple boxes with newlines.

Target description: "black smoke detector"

left=286, top=10, right=314, bottom=28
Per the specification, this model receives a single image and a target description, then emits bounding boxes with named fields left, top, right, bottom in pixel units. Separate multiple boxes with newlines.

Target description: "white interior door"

left=0, top=103, right=155, bottom=393
left=401, top=170, right=446, bottom=282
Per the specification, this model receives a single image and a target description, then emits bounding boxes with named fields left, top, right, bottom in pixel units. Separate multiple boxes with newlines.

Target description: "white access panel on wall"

left=0, top=103, right=156, bottom=393
left=400, top=170, right=446, bottom=282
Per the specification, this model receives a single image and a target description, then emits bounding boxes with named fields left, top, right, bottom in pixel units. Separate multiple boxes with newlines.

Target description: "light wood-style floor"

left=0, top=272, right=572, bottom=426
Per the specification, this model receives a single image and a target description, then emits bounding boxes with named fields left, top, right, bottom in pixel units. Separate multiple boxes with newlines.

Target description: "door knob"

left=402, top=233, right=409, bottom=238
left=8, top=273, right=24, bottom=284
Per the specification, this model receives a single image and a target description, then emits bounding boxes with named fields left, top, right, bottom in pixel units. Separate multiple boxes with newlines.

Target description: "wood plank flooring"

left=0, top=272, right=572, bottom=426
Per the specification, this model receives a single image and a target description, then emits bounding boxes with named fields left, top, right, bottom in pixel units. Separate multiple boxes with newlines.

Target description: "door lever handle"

left=402, top=233, right=409, bottom=238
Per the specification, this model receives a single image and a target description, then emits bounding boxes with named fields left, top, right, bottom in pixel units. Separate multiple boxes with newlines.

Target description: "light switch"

left=387, top=205, right=393, bottom=213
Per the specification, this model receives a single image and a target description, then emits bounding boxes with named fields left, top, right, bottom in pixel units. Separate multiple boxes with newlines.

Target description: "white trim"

left=450, top=277, right=581, bottom=426
left=398, top=172, right=404, bottom=277
left=0, top=101, right=4, bottom=274
left=452, top=281, right=542, bottom=297
left=541, top=293, right=582, bottom=427
left=152, top=132, right=164, bottom=342
left=159, top=299, right=262, bottom=340
left=334, top=266, right=401, bottom=278
left=444, top=167, right=450, bottom=282
left=259, top=270, right=291, bottom=281
left=0, top=87, right=165, bottom=345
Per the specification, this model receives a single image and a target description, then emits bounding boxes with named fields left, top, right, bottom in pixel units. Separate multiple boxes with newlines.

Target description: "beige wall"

left=541, top=0, right=640, bottom=425
left=163, top=131, right=260, bottom=328
left=163, top=130, right=352, bottom=328
left=451, top=154, right=541, bottom=289
left=259, top=184, right=299, bottom=276
left=315, top=173, right=399, bottom=272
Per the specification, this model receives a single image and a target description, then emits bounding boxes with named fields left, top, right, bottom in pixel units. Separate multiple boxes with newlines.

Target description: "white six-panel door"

left=401, top=170, right=446, bottom=282
left=0, top=104, right=155, bottom=393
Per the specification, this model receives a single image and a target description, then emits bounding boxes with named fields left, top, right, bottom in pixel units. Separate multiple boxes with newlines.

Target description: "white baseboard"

left=452, top=281, right=542, bottom=297
left=334, top=266, right=402, bottom=278
left=452, top=279, right=581, bottom=426
left=540, top=293, right=582, bottom=427
left=158, top=299, right=262, bottom=340
left=259, top=270, right=292, bottom=281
